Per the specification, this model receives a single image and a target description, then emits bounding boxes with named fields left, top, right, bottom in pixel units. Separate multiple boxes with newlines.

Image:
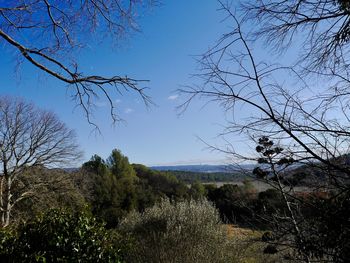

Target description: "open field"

left=223, top=224, right=285, bottom=263
left=203, top=180, right=310, bottom=193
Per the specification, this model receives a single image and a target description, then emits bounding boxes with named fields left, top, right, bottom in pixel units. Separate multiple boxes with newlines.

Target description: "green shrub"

left=119, top=198, right=237, bottom=263
left=0, top=209, right=122, bottom=263
left=0, top=229, right=16, bottom=262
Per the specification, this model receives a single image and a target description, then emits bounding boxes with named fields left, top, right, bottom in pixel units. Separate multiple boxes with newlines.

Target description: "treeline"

left=80, top=151, right=190, bottom=228
left=7, top=152, right=189, bottom=228
left=161, top=170, right=244, bottom=183
left=7, top=148, right=298, bottom=229
left=191, top=180, right=285, bottom=228
left=2, top=149, right=282, bottom=262
left=0, top=149, right=197, bottom=262
left=1, top=148, right=347, bottom=262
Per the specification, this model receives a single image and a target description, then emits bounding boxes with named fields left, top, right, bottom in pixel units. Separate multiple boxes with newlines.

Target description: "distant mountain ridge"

left=150, top=164, right=254, bottom=173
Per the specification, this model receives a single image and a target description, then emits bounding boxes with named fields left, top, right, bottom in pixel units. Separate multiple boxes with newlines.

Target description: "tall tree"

left=0, top=96, right=80, bottom=226
left=107, top=149, right=138, bottom=217
left=82, top=150, right=138, bottom=227
left=0, top=0, right=156, bottom=124
left=107, top=149, right=137, bottom=180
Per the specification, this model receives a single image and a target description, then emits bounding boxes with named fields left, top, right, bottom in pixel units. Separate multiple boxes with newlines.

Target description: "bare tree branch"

left=241, top=0, right=350, bottom=73
left=0, top=96, right=81, bottom=226
left=180, top=2, right=350, bottom=261
left=0, top=0, right=157, bottom=125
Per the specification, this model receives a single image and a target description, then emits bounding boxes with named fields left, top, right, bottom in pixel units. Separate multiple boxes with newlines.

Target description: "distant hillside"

left=150, top=164, right=254, bottom=173
left=149, top=164, right=255, bottom=184
left=162, top=170, right=247, bottom=184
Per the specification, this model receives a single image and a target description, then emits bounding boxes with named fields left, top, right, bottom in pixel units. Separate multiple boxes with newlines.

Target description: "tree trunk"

left=1, top=176, right=12, bottom=227
left=0, top=176, right=4, bottom=226
left=272, top=163, right=310, bottom=263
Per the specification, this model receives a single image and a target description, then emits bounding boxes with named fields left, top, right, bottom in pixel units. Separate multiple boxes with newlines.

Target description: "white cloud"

left=124, top=108, right=134, bottom=114
left=95, top=101, right=108, bottom=107
left=167, top=94, right=179, bottom=100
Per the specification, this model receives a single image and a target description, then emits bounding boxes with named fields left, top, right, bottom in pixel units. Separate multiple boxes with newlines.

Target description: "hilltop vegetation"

left=0, top=147, right=349, bottom=262
left=0, top=148, right=292, bottom=262
left=160, top=170, right=245, bottom=184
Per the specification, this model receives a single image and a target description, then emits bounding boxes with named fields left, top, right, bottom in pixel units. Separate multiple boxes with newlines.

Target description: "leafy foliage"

left=82, top=151, right=138, bottom=228
left=163, top=170, right=243, bottom=183
left=297, top=192, right=350, bottom=262
left=81, top=151, right=190, bottom=227
left=133, top=164, right=189, bottom=205
left=189, top=180, right=207, bottom=199
left=119, top=198, right=236, bottom=263
left=206, top=181, right=258, bottom=225
left=0, top=209, right=122, bottom=263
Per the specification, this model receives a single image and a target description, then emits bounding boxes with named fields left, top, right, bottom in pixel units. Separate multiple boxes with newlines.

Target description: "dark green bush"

left=0, top=209, right=122, bottom=263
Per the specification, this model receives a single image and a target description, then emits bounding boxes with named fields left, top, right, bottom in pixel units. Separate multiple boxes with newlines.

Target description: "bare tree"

left=180, top=1, right=350, bottom=261
left=241, top=0, right=350, bottom=73
left=11, top=166, right=86, bottom=224
left=0, top=96, right=81, bottom=227
left=0, top=0, right=156, bottom=125
left=181, top=7, right=350, bottom=175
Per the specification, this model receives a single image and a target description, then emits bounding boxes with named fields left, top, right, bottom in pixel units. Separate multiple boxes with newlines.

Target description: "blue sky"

left=0, top=1, right=252, bottom=166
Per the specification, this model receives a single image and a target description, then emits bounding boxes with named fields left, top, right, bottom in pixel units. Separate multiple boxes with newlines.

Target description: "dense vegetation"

left=0, top=209, right=122, bottom=262
left=0, top=147, right=289, bottom=262
left=119, top=198, right=237, bottom=263
left=0, top=147, right=348, bottom=262
left=161, top=170, right=244, bottom=183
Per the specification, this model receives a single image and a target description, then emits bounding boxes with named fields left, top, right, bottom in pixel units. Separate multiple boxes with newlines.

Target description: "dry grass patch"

left=224, top=225, right=284, bottom=263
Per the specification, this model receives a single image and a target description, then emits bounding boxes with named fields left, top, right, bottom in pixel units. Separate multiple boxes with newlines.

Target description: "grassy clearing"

left=224, top=224, right=284, bottom=263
